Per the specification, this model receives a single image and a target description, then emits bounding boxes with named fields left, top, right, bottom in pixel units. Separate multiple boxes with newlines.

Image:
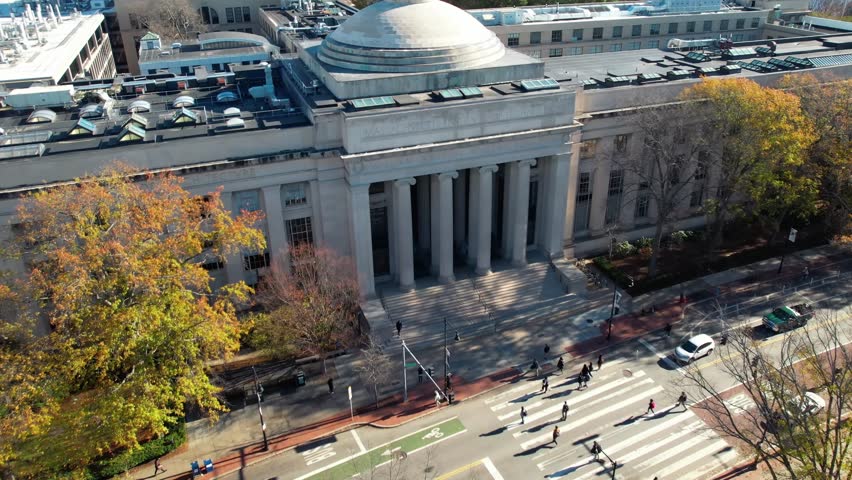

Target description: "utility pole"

left=777, top=227, right=797, bottom=274
left=607, top=275, right=632, bottom=341
left=443, top=316, right=449, bottom=393
left=251, top=366, right=269, bottom=451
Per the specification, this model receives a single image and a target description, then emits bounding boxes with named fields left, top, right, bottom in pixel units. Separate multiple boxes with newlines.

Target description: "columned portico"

left=511, top=159, right=536, bottom=267
left=349, top=184, right=376, bottom=298
left=540, top=154, right=570, bottom=259
left=393, top=177, right=416, bottom=290
left=432, top=171, right=458, bottom=283
left=473, top=165, right=498, bottom=274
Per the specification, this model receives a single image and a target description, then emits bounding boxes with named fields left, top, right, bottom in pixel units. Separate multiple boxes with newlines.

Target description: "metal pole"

left=251, top=366, right=269, bottom=451
left=443, top=316, right=448, bottom=394
left=402, top=340, right=445, bottom=399
left=403, top=340, right=408, bottom=403
left=606, top=283, right=617, bottom=341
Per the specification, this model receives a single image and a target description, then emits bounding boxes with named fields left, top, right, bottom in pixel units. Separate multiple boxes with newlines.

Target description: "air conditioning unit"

left=177, top=81, right=187, bottom=90
left=217, top=77, right=227, bottom=85
left=135, top=86, right=145, bottom=94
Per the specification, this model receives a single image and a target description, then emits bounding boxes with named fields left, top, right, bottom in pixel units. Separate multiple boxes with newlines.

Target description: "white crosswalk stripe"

left=480, top=364, right=743, bottom=480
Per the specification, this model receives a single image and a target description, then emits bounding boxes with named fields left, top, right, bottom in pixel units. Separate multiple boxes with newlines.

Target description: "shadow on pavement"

left=613, top=416, right=640, bottom=427
left=514, top=443, right=556, bottom=457
left=479, top=426, right=508, bottom=437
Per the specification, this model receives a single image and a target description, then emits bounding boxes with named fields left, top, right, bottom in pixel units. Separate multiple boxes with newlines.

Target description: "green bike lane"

left=293, top=417, right=466, bottom=480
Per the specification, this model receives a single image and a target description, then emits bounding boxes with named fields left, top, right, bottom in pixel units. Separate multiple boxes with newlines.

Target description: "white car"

left=789, top=392, right=826, bottom=416
left=674, top=334, right=715, bottom=364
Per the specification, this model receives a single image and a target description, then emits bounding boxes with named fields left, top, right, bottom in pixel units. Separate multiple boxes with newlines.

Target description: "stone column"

left=220, top=192, right=245, bottom=284
left=511, top=159, right=536, bottom=267
left=501, top=162, right=517, bottom=259
left=467, top=168, right=480, bottom=266
left=262, top=185, right=289, bottom=263
left=432, top=171, right=458, bottom=283
left=563, top=133, right=582, bottom=259
left=541, top=154, right=570, bottom=259
left=588, top=161, right=612, bottom=236
left=386, top=181, right=397, bottom=281
left=416, top=176, right=430, bottom=258
left=453, top=169, right=467, bottom=257
left=309, top=180, right=324, bottom=244
left=393, top=177, right=416, bottom=290
left=349, top=184, right=375, bottom=299
left=430, top=175, right=439, bottom=274
left=474, top=165, right=499, bottom=275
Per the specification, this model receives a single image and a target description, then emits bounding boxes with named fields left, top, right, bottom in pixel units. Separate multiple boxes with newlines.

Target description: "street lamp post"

left=251, top=366, right=269, bottom=451
left=606, top=275, right=632, bottom=341
left=777, top=227, right=797, bottom=274
left=442, top=317, right=460, bottom=400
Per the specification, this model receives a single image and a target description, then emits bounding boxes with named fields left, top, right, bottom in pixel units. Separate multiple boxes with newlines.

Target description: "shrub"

left=88, top=422, right=187, bottom=479
left=669, top=230, right=693, bottom=246
left=634, top=237, right=653, bottom=249
left=593, top=256, right=633, bottom=289
left=612, top=240, right=636, bottom=258
left=638, top=246, right=653, bottom=259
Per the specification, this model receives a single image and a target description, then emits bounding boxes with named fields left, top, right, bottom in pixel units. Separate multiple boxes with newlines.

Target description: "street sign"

left=615, top=291, right=622, bottom=305
left=788, top=228, right=798, bottom=243
left=404, top=362, right=417, bottom=368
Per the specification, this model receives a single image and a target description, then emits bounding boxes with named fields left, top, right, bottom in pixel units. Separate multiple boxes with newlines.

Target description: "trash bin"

left=296, top=370, right=306, bottom=387
left=447, top=390, right=455, bottom=405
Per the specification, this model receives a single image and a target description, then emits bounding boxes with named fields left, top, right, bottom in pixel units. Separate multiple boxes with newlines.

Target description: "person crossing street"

left=520, top=406, right=527, bottom=425
left=541, top=376, right=549, bottom=393
left=557, top=356, right=564, bottom=374
left=646, top=398, right=656, bottom=415
left=597, top=354, right=603, bottom=371
left=561, top=401, right=569, bottom=420
left=587, top=361, right=594, bottom=377
left=678, top=391, right=688, bottom=410
left=551, top=425, right=560, bottom=445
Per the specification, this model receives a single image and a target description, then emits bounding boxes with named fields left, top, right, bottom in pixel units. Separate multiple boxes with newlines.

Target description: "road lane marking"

left=295, top=417, right=465, bottom=480
left=680, top=448, right=740, bottom=480
left=653, top=440, right=738, bottom=479
left=509, top=372, right=649, bottom=433
left=638, top=338, right=686, bottom=375
left=490, top=369, right=622, bottom=412
left=723, top=393, right=756, bottom=415
left=485, top=383, right=542, bottom=406
left=482, top=457, right=505, bottom=480
left=351, top=429, right=366, bottom=454
left=519, top=384, right=664, bottom=450
left=497, top=401, right=543, bottom=421
left=635, top=430, right=718, bottom=470
left=435, top=459, right=482, bottom=480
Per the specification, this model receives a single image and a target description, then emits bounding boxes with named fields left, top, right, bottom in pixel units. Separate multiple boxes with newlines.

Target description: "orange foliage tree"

left=0, top=167, right=265, bottom=477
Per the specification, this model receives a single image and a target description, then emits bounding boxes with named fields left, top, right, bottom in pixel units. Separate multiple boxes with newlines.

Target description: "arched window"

left=198, top=6, right=219, bottom=25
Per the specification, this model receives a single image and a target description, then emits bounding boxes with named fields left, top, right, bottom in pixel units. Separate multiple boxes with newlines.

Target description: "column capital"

left=261, top=184, right=281, bottom=193
left=479, top=165, right=499, bottom=175
left=438, top=171, right=459, bottom=181
left=519, top=159, right=537, bottom=168
left=349, top=183, right=371, bottom=195
left=394, top=177, right=416, bottom=188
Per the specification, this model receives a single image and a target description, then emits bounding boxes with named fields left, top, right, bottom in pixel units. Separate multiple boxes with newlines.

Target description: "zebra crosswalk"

left=481, top=362, right=740, bottom=479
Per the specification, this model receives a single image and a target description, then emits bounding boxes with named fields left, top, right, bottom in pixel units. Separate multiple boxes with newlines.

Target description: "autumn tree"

left=681, top=78, right=817, bottom=252
left=611, top=104, right=708, bottom=277
left=779, top=75, right=852, bottom=245
left=130, top=0, right=207, bottom=42
left=0, top=167, right=265, bottom=478
left=682, top=310, right=852, bottom=479
left=251, top=243, right=359, bottom=370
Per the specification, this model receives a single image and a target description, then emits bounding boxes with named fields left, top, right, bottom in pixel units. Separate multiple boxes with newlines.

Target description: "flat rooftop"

left=0, top=12, right=104, bottom=85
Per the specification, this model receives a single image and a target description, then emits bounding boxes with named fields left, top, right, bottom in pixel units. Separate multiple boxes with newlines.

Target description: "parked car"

left=674, top=334, right=715, bottom=364
left=762, top=304, right=814, bottom=333
left=788, top=391, right=826, bottom=416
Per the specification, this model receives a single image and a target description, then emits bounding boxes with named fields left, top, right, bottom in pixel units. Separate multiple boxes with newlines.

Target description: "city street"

left=221, top=275, right=851, bottom=480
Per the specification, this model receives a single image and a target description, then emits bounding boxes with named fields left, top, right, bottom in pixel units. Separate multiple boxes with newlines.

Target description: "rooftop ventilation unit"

left=172, top=96, right=196, bottom=108
left=127, top=100, right=151, bottom=113
left=27, top=109, right=56, bottom=124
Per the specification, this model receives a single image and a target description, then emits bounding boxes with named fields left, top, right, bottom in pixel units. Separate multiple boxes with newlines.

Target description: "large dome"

left=317, top=0, right=506, bottom=73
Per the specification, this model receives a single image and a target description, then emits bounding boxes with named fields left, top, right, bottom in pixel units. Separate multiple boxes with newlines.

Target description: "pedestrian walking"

left=551, top=425, right=560, bottom=445
left=580, top=363, right=589, bottom=379
left=541, top=376, right=549, bottom=393
left=396, top=320, right=402, bottom=336
left=531, top=358, right=541, bottom=378
left=327, top=377, right=334, bottom=395
left=544, top=343, right=551, bottom=355
left=664, top=322, right=672, bottom=337
left=592, top=441, right=601, bottom=461
left=561, top=401, right=569, bottom=420
left=597, top=354, right=603, bottom=371
left=646, top=398, right=656, bottom=415
left=521, top=406, right=527, bottom=425
left=435, top=390, right=442, bottom=408
left=154, top=458, right=166, bottom=475
left=587, top=362, right=594, bottom=378
left=678, top=391, right=688, bottom=410
left=557, top=356, right=564, bottom=374
left=577, top=372, right=589, bottom=390
left=417, top=366, right=424, bottom=384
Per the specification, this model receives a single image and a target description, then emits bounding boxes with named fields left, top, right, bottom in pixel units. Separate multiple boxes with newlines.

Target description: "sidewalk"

left=128, top=244, right=849, bottom=480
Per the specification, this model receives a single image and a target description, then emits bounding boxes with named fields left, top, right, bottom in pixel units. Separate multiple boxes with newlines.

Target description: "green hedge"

left=88, top=422, right=187, bottom=479
left=593, top=256, right=632, bottom=287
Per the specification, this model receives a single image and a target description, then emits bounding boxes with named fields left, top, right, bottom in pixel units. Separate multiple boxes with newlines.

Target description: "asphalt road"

left=220, top=276, right=852, bottom=480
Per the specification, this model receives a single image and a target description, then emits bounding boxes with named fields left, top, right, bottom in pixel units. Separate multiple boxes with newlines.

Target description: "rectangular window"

left=611, top=43, right=622, bottom=52
left=571, top=29, right=582, bottom=41
left=733, top=33, right=744, bottom=41
left=736, top=18, right=745, bottom=29
left=580, top=139, right=597, bottom=158
left=605, top=169, right=624, bottom=225
left=614, top=134, right=630, bottom=153
left=628, top=41, right=641, bottom=50
left=632, top=24, right=642, bottom=37
left=574, top=172, right=592, bottom=232
left=508, top=33, right=519, bottom=47
left=703, top=20, right=713, bottom=32
left=242, top=6, right=251, bottom=22
left=592, top=45, right=603, bottom=53
left=650, top=23, right=660, bottom=35
left=236, top=190, right=260, bottom=212
left=226, top=7, right=235, bottom=23
left=686, top=21, right=695, bottom=33
left=530, top=31, right=541, bottom=44
left=635, top=194, right=650, bottom=218
left=720, top=19, right=729, bottom=30
left=244, top=252, right=270, bottom=270
left=552, top=30, right=563, bottom=42
left=570, top=46, right=583, bottom=55
left=549, top=48, right=563, bottom=57
left=668, top=22, right=678, bottom=34
left=751, top=17, right=760, bottom=28
left=612, top=26, right=623, bottom=38
left=593, top=27, right=603, bottom=40
left=529, top=49, right=541, bottom=58
left=286, top=217, right=314, bottom=246
left=202, top=258, right=224, bottom=270
left=648, top=40, right=659, bottom=48
left=283, top=183, right=308, bottom=207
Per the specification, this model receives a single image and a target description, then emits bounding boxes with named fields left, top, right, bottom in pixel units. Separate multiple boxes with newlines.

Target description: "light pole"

left=251, top=366, right=269, bottom=451
left=777, top=227, right=797, bottom=274
left=606, top=275, right=632, bottom=341
left=443, top=317, right=460, bottom=398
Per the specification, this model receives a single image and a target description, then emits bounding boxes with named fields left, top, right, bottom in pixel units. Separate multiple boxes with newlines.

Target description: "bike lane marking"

left=295, top=417, right=466, bottom=480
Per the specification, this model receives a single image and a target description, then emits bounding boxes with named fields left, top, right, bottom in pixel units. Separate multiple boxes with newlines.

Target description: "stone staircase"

left=375, top=256, right=611, bottom=351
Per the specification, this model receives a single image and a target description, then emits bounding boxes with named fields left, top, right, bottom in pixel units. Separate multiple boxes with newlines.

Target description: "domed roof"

left=317, top=0, right=506, bottom=73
